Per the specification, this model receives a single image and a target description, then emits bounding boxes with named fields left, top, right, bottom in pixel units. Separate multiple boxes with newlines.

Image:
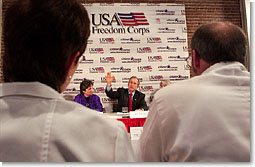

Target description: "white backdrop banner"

left=63, top=3, right=190, bottom=112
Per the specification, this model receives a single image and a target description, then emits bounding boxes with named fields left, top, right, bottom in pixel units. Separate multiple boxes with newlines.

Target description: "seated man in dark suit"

left=105, top=72, right=148, bottom=112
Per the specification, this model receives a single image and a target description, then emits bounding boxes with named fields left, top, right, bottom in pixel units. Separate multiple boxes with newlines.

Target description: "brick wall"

left=0, top=0, right=245, bottom=83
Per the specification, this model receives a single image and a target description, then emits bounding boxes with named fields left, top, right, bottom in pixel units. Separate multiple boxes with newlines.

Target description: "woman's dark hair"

left=3, top=0, right=90, bottom=92
left=191, top=22, right=247, bottom=65
left=80, top=79, right=93, bottom=94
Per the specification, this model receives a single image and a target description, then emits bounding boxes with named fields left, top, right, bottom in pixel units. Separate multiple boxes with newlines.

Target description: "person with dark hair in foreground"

left=0, top=0, right=134, bottom=162
left=139, top=22, right=250, bottom=162
left=105, top=72, right=148, bottom=112
left=74, top=79, right=103, bottom=112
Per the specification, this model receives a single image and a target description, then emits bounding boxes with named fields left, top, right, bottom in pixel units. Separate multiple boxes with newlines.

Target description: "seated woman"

left=74, top=79, right=103, bottom=112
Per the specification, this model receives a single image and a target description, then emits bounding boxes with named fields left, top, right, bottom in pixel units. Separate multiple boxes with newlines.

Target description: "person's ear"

left=192, top=49, right=211, bottom=76
left=68, top=51, right=80, bottom=70
left=59, top=52, right=80, bottom=93
left=192, top=49, right=200, bottom=71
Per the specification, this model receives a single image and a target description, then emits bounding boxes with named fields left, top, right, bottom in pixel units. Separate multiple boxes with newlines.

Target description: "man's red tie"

left=128, top=93, right=132, bottom=112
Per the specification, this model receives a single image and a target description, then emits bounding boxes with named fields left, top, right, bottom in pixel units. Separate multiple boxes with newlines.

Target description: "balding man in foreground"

left=139, top=22, right=250, bottom=162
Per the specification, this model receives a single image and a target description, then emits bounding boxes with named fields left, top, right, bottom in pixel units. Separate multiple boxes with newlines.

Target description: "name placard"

left=130, top=127, right=144, bottom=141
left=130, top=111, right=149, bottom=118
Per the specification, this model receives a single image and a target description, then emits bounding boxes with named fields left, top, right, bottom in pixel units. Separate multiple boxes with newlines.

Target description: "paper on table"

left=130, top=110, right=149, bottom=118
left=130, top=127, right=143, bottom=140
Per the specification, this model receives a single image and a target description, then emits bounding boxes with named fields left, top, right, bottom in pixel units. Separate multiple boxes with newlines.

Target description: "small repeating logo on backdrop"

left=89, top=67, right=105, bottom=73
left=101, top=77, right=116, bottom=83
left=168, top=55, right=187, bottom=61
left=89, top=48, right=104, bottom=54
left=148, top=56, right=163, bottom=62
left=75, top=69, right=83, bottom=74
left=121, top=57, right=142, bottom=63
left=167, top=37, right=186, bottom=43
left=138, top=66, right=152, bottom=72
left=137, top=47, right=152, bottom=53
left=169, top=75, right=189, bottom=81
left=140, top=85, right=154, bottom=92
left=122, top=77, right=143, bottom=83
left=87, top=39, right=93, bottom=44
left=158, top=65, right=178, bottom=71
left=156, top=9, right=175, bottom=15
left=110, top=47, right=130, bottom=53
left=64, top=88, right=79, bottom=94
left=100, top=57, right=115, bottom=63
left=149, top=75, right=163, bottom=81
left=101, top=97, right=118, bottom=104
left=94, top=87, right=105, bottom=93
left=157, top=27, right=176, bottom=33
left=100, top=38, right=115, bottom=44
left=111, top=67, right=131, bottom=73
left=72, top=78, right=87, bottom=84
left=120, top=38, right=141, bottom=44
left=79, top=56, right=94, bottom=64
left=167, top=18, right=185, bottom=24
left=147, top=37, right=162, bottom=43
left=157, top=46, right=177, bottom=52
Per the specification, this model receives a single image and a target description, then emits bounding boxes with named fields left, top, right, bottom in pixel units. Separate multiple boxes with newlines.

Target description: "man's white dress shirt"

left=139, top=62, right=250, bottom=162
left=0, top=82, right=135, bottom=162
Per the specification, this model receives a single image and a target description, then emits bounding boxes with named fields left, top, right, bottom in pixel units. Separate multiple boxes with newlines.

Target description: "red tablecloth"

left=117, top=118, right=146, bottom=133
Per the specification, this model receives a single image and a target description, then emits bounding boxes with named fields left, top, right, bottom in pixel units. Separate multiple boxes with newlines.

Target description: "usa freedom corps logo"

left=94, top=87, right=105, bottom=93
left=100, top=38, right=115, bottom=44
left=148, top=56, right=162, bottom=62
left=89, top=48, right=104, bottom=54
left=140, top=85, right=153, bottom=92
left=137, top=47, right=152, bottom=53
left=147, top=37, right=162, bottom=43
left=138, top=66, right=152, bottom=72
left=89, top=67, right=105, bottom=73
left=149, top=75, right=163, bottom=81
left=91, top=12, right=150, bottom=35
left=101, top=77, right=116, bottom=83
left=100, top=57, right=115, bottom=63
left=101, top=97, right=118, bottom=104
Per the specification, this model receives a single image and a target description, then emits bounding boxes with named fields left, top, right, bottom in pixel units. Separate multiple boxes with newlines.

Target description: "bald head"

left=191, top=22, right=247, bottom=65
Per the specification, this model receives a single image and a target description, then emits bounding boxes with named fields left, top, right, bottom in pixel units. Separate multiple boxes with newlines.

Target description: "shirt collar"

left=0, top=82, right=64, bottom=100
left=128, top=90, right=135, bottom=98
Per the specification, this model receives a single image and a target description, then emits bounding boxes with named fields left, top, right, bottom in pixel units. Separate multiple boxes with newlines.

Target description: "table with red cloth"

left=103, top=113, right=147, bottom=133
left=117, top=117, right=146, bottom=133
